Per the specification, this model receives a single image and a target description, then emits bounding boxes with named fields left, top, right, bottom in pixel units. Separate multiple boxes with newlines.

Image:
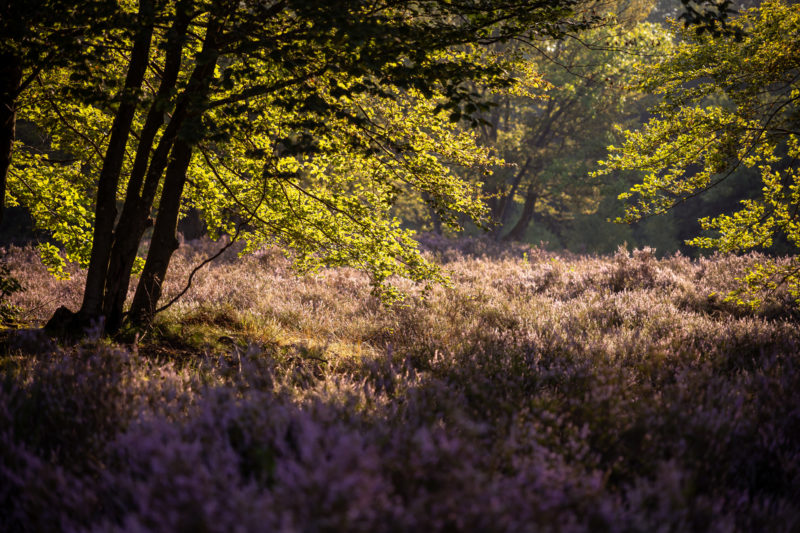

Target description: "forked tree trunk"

left=503, top=184, right=538, bottom=242
left=101, top=1, right=191, bottom=332
left=80, top=0, right=155, bottom=320
left=492, top=156, right=531, bottom=240
left=102, top=99, right=189, bottom=331
left=0, top=53, right=22, bottom=228
left=127, top=137, right=195, bottom=326
left=127, top=25, right=221, bottom=327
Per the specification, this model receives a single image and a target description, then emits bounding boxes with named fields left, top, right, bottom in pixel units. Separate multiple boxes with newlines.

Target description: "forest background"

left=0, top=0, right=773, bottom=258
left=1, top=0, right=797, bottom=334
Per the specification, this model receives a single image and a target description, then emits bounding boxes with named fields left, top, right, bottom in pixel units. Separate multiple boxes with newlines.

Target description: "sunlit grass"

left=1, top=240, right=799, bottom=531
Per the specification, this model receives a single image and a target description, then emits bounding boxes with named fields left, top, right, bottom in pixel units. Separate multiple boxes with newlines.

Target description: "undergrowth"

left=1, top=241, right=799, bottom=532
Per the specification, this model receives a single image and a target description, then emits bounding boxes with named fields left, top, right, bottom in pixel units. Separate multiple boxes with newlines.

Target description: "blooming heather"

left=1, top=241, right=799, bottom=532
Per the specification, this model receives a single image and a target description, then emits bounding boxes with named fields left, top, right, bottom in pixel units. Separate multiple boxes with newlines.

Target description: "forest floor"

left=1, top=239, right=799, bottom=532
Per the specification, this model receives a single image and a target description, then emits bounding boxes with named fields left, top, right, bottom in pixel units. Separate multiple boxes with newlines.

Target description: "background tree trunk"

left=0, top=53, right=22, bottom=229
left=178, top=208, right=206, bottom=241
left=493, top=156, right=531, bottom=240
left=503, top=184, right=538, bottom=242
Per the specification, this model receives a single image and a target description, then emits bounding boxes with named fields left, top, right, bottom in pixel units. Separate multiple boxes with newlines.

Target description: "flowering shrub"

left=1, top=241, right=799, bottom=531
left=0, top=261, right=22, bottom=326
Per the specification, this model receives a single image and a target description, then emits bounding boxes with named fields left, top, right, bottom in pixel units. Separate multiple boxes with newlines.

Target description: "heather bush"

left=1, top=242, right=799, bottom=531
left=0, top=260, right=23, bottom=326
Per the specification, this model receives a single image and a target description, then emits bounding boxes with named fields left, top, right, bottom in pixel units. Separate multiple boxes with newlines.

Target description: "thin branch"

left=153, top=222, right=244, bottom=315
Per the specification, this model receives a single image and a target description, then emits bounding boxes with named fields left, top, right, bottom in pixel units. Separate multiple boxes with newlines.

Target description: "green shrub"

left=0, top=262, right=22, bottom=327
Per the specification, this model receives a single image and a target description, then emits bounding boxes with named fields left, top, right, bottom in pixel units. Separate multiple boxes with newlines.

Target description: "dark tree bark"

left=498, top=157, right=531, bottom=225
left=0, top=53, right=22, bottom=229
left=80, top=0, right=156, bottom=319
left=127, top=137, right=195, bottom=326
left=492, top=156, right=531, bottom=240
left=503, top=183, right=538, bottom=242
left=102, top=99, right=189, bottom=331
left=127, top=23, right=221, bottom=327
left=429, top=206, right=443, bottom=235
left=101, top=0, right=191, bottom=332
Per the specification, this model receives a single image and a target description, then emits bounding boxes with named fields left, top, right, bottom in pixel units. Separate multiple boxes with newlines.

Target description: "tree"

left=474, top=2, right=670, bottom=244
left=595, top=0, right=800, bottom=305
left=0, top=0, right=123, bottom=228
left=8, top=0, right=600, bottom=334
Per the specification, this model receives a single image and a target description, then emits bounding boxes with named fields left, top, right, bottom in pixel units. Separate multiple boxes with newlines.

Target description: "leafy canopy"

left=482, top=9, right=670, bottom=243
left=9, top=0, right=596, bottom=305
left=595, top=0, right=800, bottom=306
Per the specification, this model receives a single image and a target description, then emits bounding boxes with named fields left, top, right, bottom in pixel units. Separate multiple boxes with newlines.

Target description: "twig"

left=153, top=223, right=244, bottom=315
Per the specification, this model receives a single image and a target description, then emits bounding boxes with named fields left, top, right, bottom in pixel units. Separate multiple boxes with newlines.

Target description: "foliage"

left=0, top=262, right=22, bottom=326
left=6, top=0, right=602, bottom=330
left=11, top=60, right=496, bottom=290
left=463, top=1, right=672, bottom=246
left=0, top=0, right=121, bottom=67
left=595, top=0, right=800, bottom=306
left=0, top=0, right=124, bottom=224
left=7, top=70, right=105, bottom=278
left=676, top=0, right=742, bottom=37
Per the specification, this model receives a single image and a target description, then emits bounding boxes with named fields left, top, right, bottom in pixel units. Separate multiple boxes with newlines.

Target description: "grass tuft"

left=1, top=240, right=799, bottom=531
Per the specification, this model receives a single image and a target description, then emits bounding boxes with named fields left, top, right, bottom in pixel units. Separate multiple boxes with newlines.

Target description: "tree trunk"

left=503, top=184, right=538, bottom=242
left=127, top=25, right=221, bottom=327
left=178, top=207, right=206, bottom=241
left=79, top=0, right=154, bottom=319
left=486, top=185, right=501, bottom=221
left=492, top=156, right=531, bottom=240
left=127, top=138, right=194, bottom=326
left=102, top=100, right=189, bottom=331
left=101, top=1, right=191, bottom=332
left=0, top=53, right=21, bottom=229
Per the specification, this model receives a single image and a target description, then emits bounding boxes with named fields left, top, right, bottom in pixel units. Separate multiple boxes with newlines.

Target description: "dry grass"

left=1, top=240, right=799, bottom=532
